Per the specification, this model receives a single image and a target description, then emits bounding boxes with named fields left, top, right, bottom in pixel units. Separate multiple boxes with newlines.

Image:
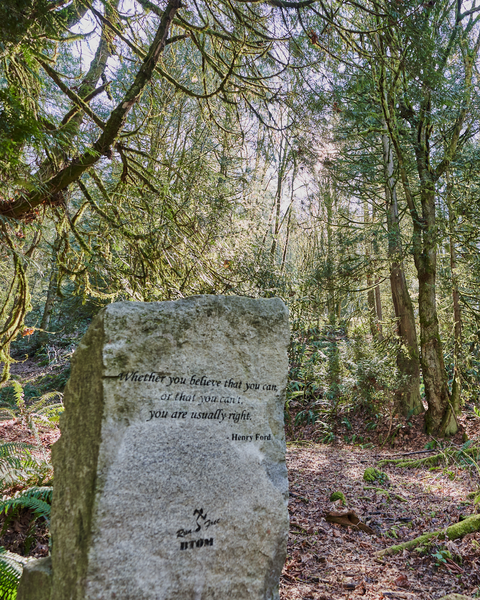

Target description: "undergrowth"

left=286, top=320, right=404, bottom=444
left=0, top=444, right=51, bottom=491
left=0, top=547, right=29, bottom=600
left=0, top=487, right=53, bottom=599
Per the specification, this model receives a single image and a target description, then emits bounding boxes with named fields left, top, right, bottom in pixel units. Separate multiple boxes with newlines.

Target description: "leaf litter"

left=281, top=443, right=480, bottom=600
left=3, top=355, right=480, bottom=597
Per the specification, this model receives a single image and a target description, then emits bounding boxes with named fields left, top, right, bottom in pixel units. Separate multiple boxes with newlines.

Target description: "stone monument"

left=18, top=295, right=290, bottom=600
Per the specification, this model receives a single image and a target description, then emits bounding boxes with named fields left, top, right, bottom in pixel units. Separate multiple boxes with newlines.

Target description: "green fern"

left=0, top=443, right=51, bottom=490
left=0, top=382, right=63, bottom=437
left=0, top=487, right=52, bottom=527
left=0, top=547, right=29, bottom=600
left=0, top=486, right=53, bottom=556
left=0, top=444, right=36, bottom=482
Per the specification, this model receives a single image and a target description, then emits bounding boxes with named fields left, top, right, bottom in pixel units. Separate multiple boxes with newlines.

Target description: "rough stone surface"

left=16, top=557, right=52, bottom=600
left=19, top=295, right=289, bottom=600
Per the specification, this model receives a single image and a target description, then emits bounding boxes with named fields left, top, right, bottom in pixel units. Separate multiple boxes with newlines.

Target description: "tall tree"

left=0, top=0, right=310, bottom=376
left=373, top=1, right=480, bottom=435
left=298, top=0, right=480, bottom=434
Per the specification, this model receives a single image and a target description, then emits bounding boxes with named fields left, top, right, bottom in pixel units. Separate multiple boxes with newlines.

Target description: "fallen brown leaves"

left=281, top=444, right=480, bottom=600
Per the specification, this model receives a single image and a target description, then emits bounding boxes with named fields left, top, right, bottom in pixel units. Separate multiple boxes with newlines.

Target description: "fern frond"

left=35, top=391, right=63, bottom=405
left=0, top=493, right=52, bottom=520
left=10, top=382, right=24, bottom=412
left=18, top=487, right=52, bottom=503
left=33, top=406, right=64, bottom=420
left=0, top=486, right=53, bottom=537
left=0, top=444, right=31, bottom=459
left=0, top=444, right=33, bottom=474
left=0, top=547, right=29, bottom=600
left=0, top=409, right=15, bottom=422
left=28, top=392, right=63, bottom=419
left=0, top=444, right=51, bottom=490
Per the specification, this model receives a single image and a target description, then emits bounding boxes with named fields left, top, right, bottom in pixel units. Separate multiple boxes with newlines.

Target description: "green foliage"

left=0, top=381, right=63, bottom=443
left=329, top=491, right=346, bottom=505
left=432, top=547, right=452, bottom=566
left=0, top=443, right=51, bottom=491
left=0, top=546, right=29, bottom=600
left=294, top=409, right=318, bottom=426
left=363, top=467, right=388, bottom=484
left=286, top=322, right=348, bottom=441
left=0, top=486, right=52, bottom=556
left=0, top=486, right=52, bottom=527
left=0, top=88, right=41, bottom=170
left=1, top=0, right=480, bottom=442
left=342, top=335, right=401, bottom=415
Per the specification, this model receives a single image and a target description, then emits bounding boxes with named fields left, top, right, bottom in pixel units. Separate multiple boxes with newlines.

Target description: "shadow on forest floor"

left=282, top=443, right=480, bottom=600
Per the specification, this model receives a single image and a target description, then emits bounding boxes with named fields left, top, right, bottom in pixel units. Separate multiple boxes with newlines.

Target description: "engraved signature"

left=176, top=508, right=220, bottom=538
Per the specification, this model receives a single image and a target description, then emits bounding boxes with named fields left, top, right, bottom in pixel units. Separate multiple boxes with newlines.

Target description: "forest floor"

left=2, top=355, right=480, bottom=599
left=282, top=443, right=480, bottom=600
left=281, top=407, right=480, bottom=600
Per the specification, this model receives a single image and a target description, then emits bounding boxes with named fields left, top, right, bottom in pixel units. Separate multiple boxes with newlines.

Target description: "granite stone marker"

left=18, top=295, right=290, bottom=600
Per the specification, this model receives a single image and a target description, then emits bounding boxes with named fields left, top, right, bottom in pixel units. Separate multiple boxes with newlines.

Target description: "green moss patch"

left=363, top=467, right=388, bottom=484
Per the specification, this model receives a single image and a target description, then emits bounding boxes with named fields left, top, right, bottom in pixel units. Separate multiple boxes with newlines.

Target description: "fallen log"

left=378, top=445, right=480, bottom=469
left=377, top=514, right=480, bottom=557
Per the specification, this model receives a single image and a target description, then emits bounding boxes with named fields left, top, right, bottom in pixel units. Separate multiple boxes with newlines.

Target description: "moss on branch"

left=377, top=514, right=480, bottom=557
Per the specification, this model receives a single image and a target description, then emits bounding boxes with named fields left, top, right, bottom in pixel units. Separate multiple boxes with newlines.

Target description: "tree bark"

left=382, top=133, right=423, bottom=416
left=364, top=200, right=380, bottom=339
left=325, top=178, right=337, bottom=325
left=416, top=180, right=455, bottom=435
left=446, top=171, right=462, bottom=418
left=374, top=278, right=383, bottom=339
left=40, top=243, right=59, bottom=337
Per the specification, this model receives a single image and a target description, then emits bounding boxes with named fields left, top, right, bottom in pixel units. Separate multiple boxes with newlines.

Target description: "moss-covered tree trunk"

left=325, top=178, right=337, bottom=325
left=378, top=60, right=463, bottom=435
left=382, top=133, right=423, bottom=416
left=446, top=171, right=462, bottom=418
left=364, top=201, right=377, bottom=338
left=416, top=179, right=455, bottom=435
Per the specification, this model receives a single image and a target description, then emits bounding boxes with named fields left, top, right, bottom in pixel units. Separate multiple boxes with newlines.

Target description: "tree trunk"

left=374, top=278, right=383, bottom=340
left=364, top=201, right=378, bottom=338
left=370, top=203, right=383, bottom=340
left=375, top=12, right=476, bottom=435
left=417, top=182, right=455, bottom=435
left=270, top=134, right=288, bottom=263
left=446, top=171, right=462, bottom=418
left=367, top=277, right=377, bottom=337
left=281, top=205, right=292, bottom=273
left=40, top=264, right=57, bottom=335
left=37, top=236, right=60, bottom=348
left=325, top=179, right=337, bottom=325
left=382, top=133, right=423, bottom=416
